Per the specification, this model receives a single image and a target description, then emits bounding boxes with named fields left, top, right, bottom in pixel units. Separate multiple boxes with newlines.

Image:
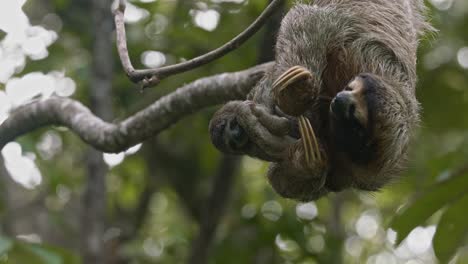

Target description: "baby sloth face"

left=330, top=74, right=379, bottom=165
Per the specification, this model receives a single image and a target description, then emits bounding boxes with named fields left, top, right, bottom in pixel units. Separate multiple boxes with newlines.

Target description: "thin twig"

left=113, top=0, right=282, bottom=89
left=113, top=0, right=135, bottom=77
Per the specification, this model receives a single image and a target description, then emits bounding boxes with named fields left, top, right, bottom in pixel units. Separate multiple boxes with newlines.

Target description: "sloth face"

left=330, top=74, right=379, bottom=164
left=209, top=102, right=250, bottom=154
left=209, top=101, right=278, bottom=161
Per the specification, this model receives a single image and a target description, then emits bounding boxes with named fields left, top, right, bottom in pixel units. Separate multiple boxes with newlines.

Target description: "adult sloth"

left=209, top=0, right=433, bottom=201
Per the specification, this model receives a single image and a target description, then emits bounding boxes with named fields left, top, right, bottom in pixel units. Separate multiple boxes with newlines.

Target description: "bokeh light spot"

left=456, top=47, right=468, bottom=69
left=295, top=202, right=318, bottom=220
left=355, top=212, right=379, bottom=240
left=192, top=9, right=220, bottom=32
left=141, top=50, right=166, bottom=68
left=103, top=152, right=125, bottom=167
left=261, top=200, right=283, bottom=221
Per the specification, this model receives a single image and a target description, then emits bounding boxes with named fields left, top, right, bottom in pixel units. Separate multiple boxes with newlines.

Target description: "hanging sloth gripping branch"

left=209, top=0, right=433, bottom=201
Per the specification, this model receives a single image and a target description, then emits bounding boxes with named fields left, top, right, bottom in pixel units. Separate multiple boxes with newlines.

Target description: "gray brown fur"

left=209, top=0, right=433, bottom=201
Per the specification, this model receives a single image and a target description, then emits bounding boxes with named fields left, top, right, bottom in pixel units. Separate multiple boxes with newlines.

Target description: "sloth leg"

left=267, top=161, right=328, bottom=201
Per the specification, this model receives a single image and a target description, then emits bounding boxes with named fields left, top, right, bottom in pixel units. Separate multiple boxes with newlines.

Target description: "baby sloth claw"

left=272, top=66, right=324, bottom=170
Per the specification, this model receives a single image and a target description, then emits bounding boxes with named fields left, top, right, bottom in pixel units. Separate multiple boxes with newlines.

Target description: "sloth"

left=209, top=0, right=432, bottom=201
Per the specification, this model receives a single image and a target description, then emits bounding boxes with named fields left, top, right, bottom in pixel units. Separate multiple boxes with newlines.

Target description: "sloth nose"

left=331, top=92, right=355, bottom=118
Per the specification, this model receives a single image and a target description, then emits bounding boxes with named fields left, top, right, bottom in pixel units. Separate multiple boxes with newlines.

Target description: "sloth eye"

left=344, top=86, right=352, bottom=91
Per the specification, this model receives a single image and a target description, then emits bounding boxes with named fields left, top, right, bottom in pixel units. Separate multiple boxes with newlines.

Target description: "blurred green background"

left=0, top=0, right=467, bottom=263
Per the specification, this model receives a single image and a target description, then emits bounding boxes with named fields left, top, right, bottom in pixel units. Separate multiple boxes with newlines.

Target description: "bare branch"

left=0, top=62, right=273, bottom=153
left=113, top=0, right=282, bottom=88
left=113, top=0, right=134, bottom=76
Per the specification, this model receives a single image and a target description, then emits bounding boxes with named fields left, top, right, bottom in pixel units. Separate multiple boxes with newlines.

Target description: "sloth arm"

left=246, top=103, right=329, bottom=201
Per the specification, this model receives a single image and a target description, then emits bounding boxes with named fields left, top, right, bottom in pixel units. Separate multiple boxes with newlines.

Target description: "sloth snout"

left=331, top=92, right=355, bottom=119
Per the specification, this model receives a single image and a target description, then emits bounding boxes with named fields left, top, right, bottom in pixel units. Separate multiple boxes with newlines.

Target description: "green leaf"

left=390, top=172, right=468, bottom=244
left=433, top=194, right=468, bottom=263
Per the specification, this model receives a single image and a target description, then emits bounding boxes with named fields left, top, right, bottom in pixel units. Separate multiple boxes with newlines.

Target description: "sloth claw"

left=298, top=115, right=323, bottom=169
left=272, top=66, right=313, bottom=97
left=272, top=66, right=314, bottom=117
left=272, top=66, right=323, bottom=170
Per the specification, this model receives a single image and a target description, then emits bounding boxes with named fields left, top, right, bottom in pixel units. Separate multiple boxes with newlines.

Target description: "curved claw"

left=298, top=115, right=322, bottom=167
left=272, top=66, right=315, bottom=116
left=272, top=66, right=313, bottom=97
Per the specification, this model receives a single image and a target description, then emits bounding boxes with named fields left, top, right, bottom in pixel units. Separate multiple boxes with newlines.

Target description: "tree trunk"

left=81, top=0, right=114, bottom=263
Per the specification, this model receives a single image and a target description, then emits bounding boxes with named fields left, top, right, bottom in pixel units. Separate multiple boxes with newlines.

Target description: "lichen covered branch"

left=0, top=63, right=273, bottom=152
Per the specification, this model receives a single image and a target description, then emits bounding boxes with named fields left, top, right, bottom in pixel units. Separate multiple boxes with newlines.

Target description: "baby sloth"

left=209, top=0, right=432, bottom=201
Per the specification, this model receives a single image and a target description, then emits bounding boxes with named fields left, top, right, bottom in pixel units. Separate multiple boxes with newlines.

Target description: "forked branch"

left=113, top=0, right=282, bottom=88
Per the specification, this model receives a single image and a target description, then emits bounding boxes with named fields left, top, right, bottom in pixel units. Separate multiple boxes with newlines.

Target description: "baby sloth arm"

left=209, top=100, right=330, bottom=201
left=209, top=69, right=330, bottom=201
left=209, top=100, right=295, bottom=161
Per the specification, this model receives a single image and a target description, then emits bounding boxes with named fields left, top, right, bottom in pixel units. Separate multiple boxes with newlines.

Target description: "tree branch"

left=0, top=62, right=273, bottom=153
left=113, top=0, right=281, bottom=88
